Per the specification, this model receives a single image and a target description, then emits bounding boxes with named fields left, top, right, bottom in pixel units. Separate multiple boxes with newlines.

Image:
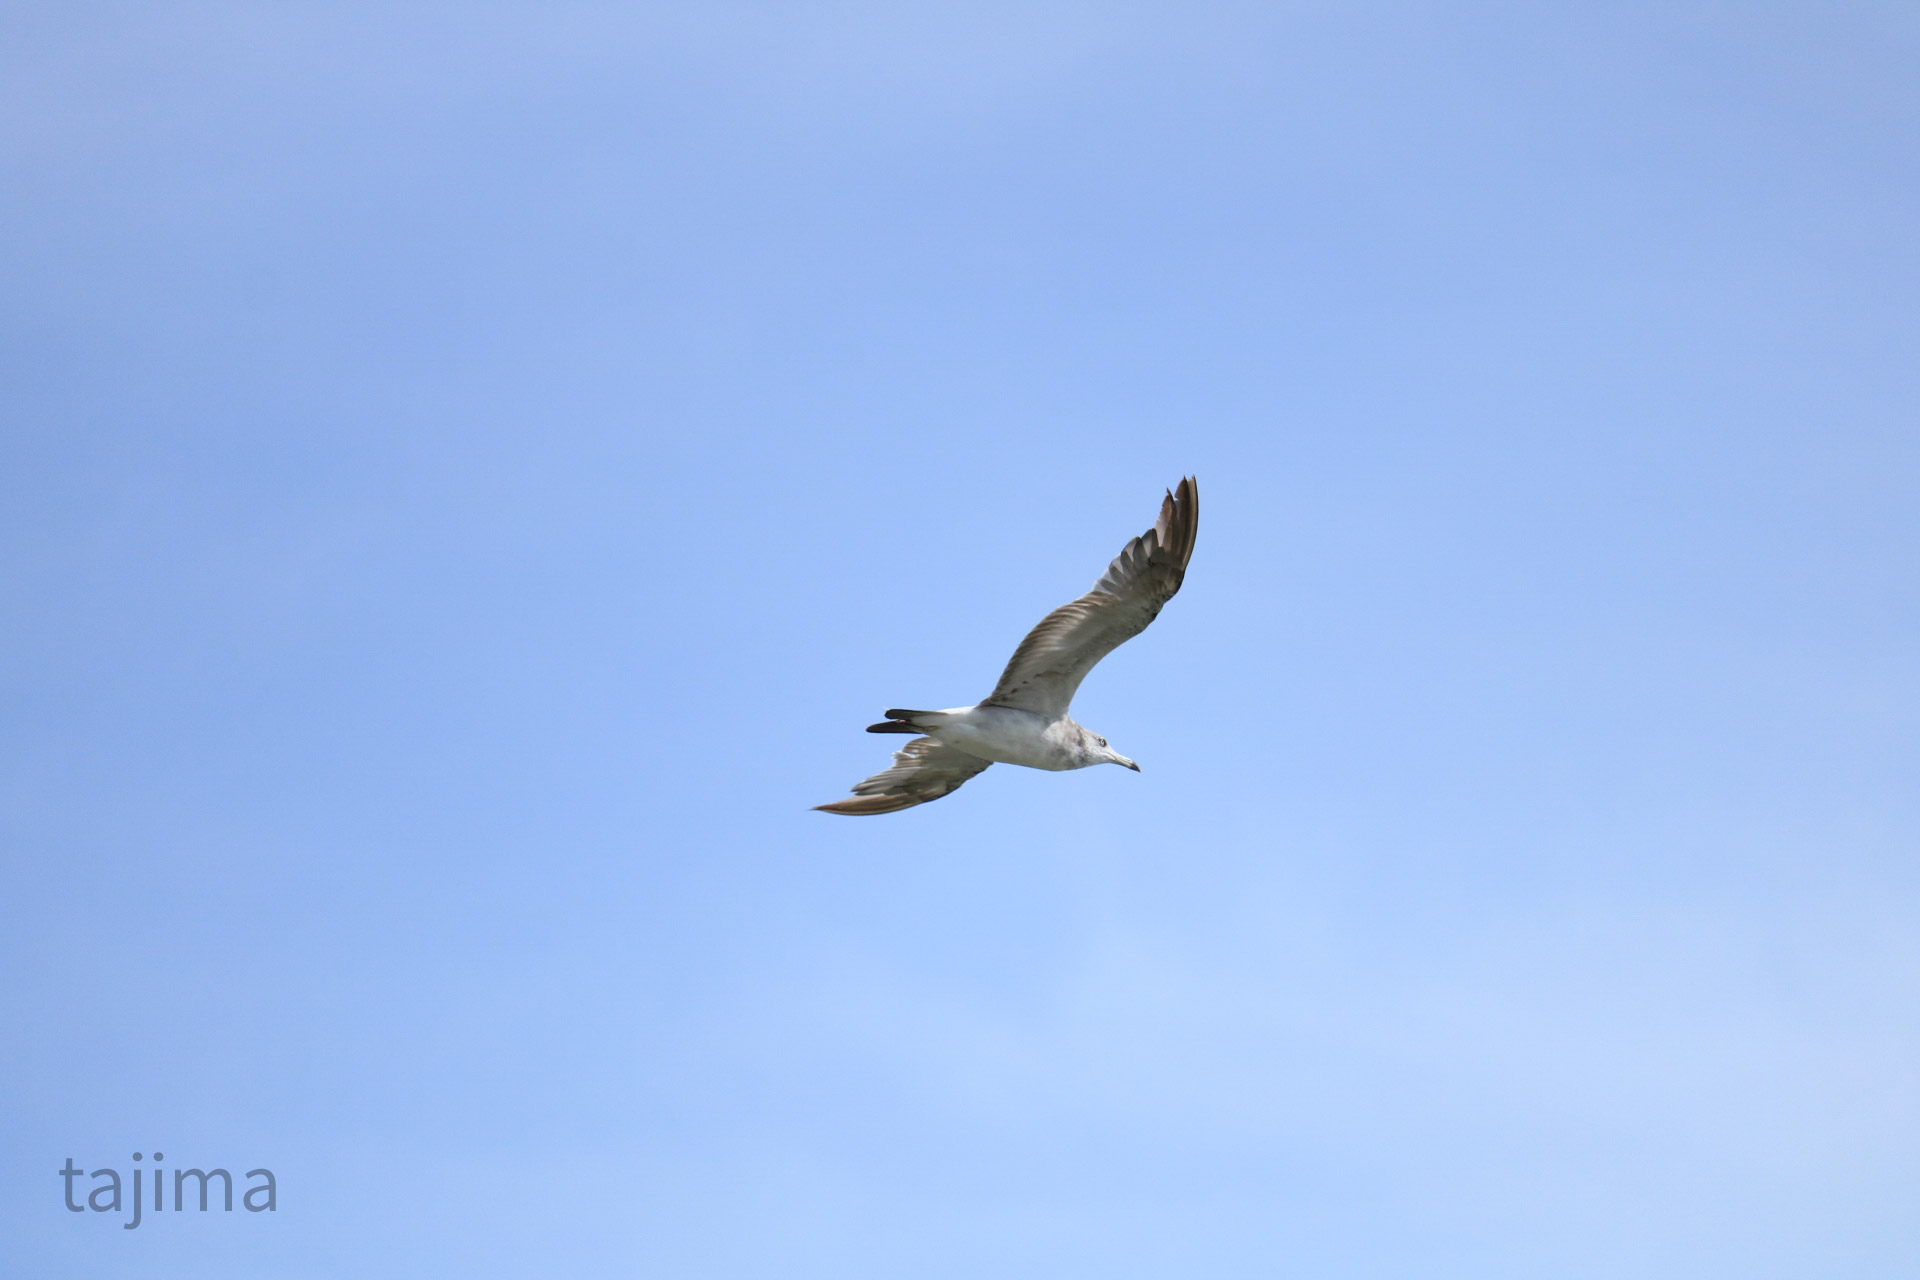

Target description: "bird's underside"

left=815, top=476, right=1198, bottom=816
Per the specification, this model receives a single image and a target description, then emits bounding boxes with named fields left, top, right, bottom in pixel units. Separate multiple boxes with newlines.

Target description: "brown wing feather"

left=981, top=476, right=1198, bottom=719
left=814, top=736, right=994, bottom=816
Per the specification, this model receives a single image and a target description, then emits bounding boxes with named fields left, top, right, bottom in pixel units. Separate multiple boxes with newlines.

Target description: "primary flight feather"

left=816, top=476, right=1198, bottom=815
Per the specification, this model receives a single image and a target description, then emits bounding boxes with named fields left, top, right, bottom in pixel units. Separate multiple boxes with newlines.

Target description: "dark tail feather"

left=868, top=708, right=937, bottom=733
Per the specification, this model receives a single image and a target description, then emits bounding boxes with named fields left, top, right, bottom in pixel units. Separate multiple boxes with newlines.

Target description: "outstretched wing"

left=981, top=476, right=1198, bottom=720
left=814, top=737, right=994, bottom=815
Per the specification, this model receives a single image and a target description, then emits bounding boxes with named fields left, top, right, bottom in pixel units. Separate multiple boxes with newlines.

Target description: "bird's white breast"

left=925, top=705, right=1081, bottom=771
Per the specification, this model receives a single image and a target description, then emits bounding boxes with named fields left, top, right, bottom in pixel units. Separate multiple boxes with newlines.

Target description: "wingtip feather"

left=1164, top=474, right=1198, bottom=569
left=813, top=795, right=924, bottom=815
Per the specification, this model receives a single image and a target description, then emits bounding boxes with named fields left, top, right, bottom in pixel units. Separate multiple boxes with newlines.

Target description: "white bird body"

left=882, top=705, right=1131, bottom=773
left=816, top=476, right=1197, bottom=816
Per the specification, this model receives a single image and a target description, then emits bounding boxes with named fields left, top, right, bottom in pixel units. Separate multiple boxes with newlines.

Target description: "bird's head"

left=1080, top=728, right=1140, bottom=772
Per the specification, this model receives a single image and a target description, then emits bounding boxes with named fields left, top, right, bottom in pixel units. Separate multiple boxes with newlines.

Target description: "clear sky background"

left=4, top=2, right=1917, bottom=1276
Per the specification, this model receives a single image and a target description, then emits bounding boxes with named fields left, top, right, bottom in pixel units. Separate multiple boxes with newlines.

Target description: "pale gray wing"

left=981, top=476, right=1198, bottom=720
left=814, top=737, right=994, bottom=815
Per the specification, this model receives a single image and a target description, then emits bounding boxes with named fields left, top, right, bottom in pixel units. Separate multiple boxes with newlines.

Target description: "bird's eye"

left=1096, top=737, right=1107, bottom=747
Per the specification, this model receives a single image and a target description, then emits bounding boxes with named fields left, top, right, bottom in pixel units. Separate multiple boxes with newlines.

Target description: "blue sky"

left=3, top=2, right=1917, bottom=1276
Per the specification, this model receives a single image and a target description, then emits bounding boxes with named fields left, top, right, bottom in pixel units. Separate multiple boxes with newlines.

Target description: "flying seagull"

left=816, top=476, right=1199, bottom=815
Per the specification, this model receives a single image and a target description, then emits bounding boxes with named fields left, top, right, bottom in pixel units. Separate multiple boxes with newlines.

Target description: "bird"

left=815, top=476, right=1199, bottom=815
